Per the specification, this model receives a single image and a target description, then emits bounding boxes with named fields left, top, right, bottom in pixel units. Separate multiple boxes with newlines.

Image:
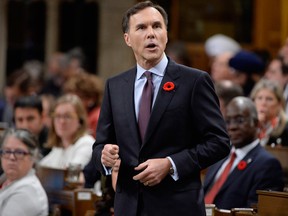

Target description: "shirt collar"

left=136, top=53, right=168, bottom=80
left=232, top=139, right=259, bottom=159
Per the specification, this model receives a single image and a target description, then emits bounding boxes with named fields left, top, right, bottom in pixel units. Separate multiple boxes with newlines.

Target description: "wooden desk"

left=257, top=190, right=288, bottom=216
left=265, top=146, right=288, bottom=189
left=47, top=188, right=101, bottom=216
left=36, top=166, right=101, bottom=216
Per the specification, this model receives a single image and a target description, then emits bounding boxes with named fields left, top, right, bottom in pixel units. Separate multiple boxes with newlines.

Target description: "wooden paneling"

left=257, top=190, right=288, bottom=216
left=253, top=0, right=282, bottom=57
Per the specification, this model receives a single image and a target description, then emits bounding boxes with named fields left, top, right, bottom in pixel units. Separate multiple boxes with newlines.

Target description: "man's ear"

left=124, top=33, right=131, bottom=47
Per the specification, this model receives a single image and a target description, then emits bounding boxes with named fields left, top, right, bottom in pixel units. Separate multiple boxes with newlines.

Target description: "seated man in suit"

left=204, top=96, right=284, bottom=209
left=13, top=95, right=51, bottom=157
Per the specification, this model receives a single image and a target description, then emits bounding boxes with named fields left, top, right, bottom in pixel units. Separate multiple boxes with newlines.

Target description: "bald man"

left=204, top=96, right=284, bottom=209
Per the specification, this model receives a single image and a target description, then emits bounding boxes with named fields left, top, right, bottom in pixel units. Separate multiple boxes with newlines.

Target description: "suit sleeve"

left=246, top=157, right=284, bottom=207
left=170, top=72, right=231, bottom=179
left=92, top=79, right=117, bottom=175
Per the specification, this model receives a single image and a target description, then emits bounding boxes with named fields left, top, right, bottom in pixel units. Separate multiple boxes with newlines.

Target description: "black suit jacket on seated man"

left=92, top=1, right=230, bottom=216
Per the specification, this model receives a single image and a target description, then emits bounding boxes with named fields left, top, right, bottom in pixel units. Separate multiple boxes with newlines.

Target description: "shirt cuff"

left=167, top=156, right=179, bottom=181
left=102, top=163, right=112, bottom=175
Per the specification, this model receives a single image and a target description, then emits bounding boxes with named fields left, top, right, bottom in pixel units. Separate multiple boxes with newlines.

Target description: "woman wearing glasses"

left=0, top=129, right=48, bottom=216
left=39, top=94, right=94, bottom=169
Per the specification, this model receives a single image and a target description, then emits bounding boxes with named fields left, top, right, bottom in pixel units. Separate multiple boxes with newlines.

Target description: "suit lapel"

left=122, top=68, right=142, bottom=145
left=142, top=61, right=180, bottom=145
left=219, top=144, right=260, bottom=191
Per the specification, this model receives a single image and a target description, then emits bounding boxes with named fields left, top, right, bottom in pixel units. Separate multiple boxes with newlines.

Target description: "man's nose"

left=20, top=121, right=30, bottom=130
left=147, top=26, right=155, bottom=37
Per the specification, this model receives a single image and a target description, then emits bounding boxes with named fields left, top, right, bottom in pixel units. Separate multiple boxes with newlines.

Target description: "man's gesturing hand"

left=133, top=158, right=171, bottom=186
left=101, top=144, right=119, bottom=167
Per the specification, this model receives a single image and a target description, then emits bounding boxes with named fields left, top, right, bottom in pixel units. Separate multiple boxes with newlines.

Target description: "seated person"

left=250, top=79, right=288, bottom=146
left=264, top=56, right=288, bottom=111
left=63, top=72, right=103, bottom=138
left=214, top=80, right=243, bottom=116
left=0, top=129, right=48, bottom=216
left=1, top=69, right=33, bottom=126
left=204, top=96, right=284, bottom=209
left=13, top=95, right=51, bottom=157
left=39, top=94, right=94, bottom=169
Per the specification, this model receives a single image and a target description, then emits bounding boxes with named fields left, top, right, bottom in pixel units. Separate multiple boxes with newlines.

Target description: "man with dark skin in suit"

left=204, top=96, right=283, bottom=209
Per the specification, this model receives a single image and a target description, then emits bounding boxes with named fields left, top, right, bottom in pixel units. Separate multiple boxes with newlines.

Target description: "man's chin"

left=230, top=138, right=241, bottom=146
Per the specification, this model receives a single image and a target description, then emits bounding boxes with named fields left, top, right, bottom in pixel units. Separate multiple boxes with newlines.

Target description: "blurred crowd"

left=168, top=34, right=288, bottom=148
left=0, top=47, right=111, bottom=215
left=1, top=33, right=288, bottom=215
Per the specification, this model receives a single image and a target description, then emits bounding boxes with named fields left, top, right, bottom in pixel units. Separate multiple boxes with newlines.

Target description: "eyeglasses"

left=225, top=116, right=251, bottom=126
left=52, top=113, right=77, bottom=121
left=0, top=149, right=31, bottom=160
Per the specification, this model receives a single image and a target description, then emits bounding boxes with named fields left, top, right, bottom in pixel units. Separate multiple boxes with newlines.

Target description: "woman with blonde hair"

left=39, top=94, right=95, bottom=169
left=250, top=79, right=288, bottom=146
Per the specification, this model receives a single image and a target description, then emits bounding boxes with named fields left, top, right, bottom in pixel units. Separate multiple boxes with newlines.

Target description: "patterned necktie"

left=138, top=71, right=153, bottom=141
left=205, top=152, right=237, bottom=204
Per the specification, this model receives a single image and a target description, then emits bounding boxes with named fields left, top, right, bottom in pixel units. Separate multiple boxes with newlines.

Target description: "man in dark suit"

left=13, top=95, right=51, bottom=157
left=204, top=96, right=284, bottom=209
left=92, top=1, right=230, bottom=216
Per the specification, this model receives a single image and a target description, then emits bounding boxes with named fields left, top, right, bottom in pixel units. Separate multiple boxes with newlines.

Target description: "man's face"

left=210, top=52, right=234, bottom=82
left=265, top=59, right=287, bottom=88
left=225, top=102, right=257, bottom=148
left=124, top=7, right=168, bottom=69
left=14, top=108, right=44, bottom=136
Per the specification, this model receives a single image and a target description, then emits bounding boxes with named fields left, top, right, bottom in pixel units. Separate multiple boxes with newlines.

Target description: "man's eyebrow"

left=135, top=23, right=145, bottom=29
left=153, top=21, right=162, bottom=26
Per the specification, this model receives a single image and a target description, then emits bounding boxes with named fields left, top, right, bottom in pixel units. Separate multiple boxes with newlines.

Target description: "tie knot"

left=231, top=151, right=237, bottom=159
left=144, top=71, right=152, bottom=80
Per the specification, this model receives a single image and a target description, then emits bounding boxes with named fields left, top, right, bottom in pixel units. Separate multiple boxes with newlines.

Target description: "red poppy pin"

left=163, top=82, right=175, bottom=92
left=237, top=158, right=252, bottom=170
left=237, top=161, right=247, bottom=170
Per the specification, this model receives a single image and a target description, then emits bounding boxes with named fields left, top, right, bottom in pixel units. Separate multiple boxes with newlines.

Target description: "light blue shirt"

left=134, top=54, right=168, bottom=119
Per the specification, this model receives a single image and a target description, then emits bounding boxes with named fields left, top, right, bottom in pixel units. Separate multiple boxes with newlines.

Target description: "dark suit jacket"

left=268, top=121, right=288, bottom=147
left=93, top=59, right=230, bottom=216
left=203, top=143, right=284, bottom=209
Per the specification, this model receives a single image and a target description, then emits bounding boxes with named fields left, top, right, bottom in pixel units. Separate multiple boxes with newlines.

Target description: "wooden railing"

left=36, top=166, right=101, bottom=216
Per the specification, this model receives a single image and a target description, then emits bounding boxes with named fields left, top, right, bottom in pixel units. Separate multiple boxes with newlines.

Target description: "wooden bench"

left=265, top=146, right=288, bottom=189
left=257, top=190, right=288, bottom=216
